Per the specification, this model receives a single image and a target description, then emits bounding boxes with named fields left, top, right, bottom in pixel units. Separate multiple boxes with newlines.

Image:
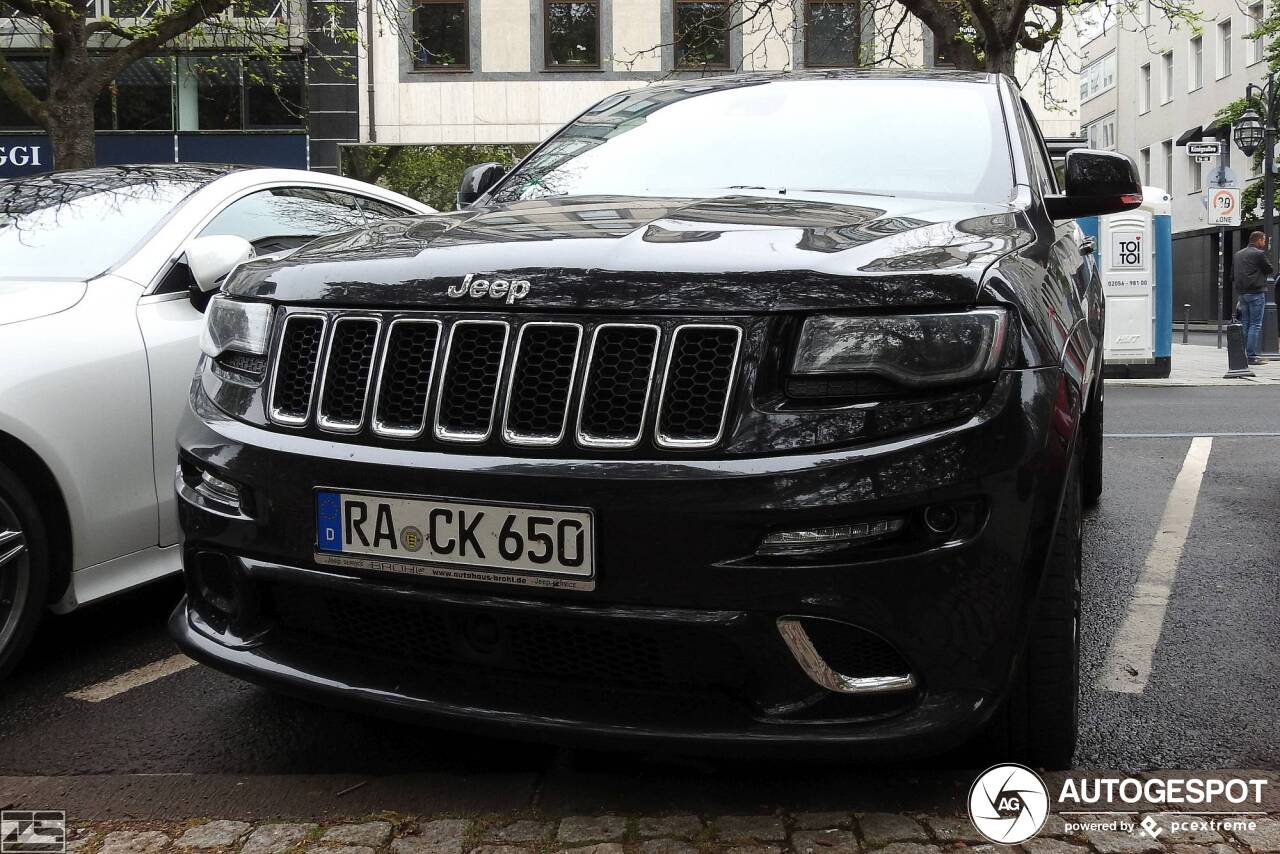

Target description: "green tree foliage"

left=342, top=143, right=535, bottom=212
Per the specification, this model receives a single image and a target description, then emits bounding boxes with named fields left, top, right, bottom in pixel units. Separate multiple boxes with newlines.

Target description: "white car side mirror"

left=184, top=235, right=255, bottom=293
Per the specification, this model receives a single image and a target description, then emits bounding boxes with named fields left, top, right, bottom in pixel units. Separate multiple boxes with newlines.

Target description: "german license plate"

left=313, top=490, right=595, bottom=590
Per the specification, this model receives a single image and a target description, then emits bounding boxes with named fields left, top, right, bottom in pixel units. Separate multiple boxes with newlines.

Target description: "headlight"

left=199, top=295, right=274, bottom=360
left=791, top=308, right=1008, bottom=388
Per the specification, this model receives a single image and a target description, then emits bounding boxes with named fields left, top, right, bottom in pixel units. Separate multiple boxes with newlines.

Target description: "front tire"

left=0, top=464, right=49, bottom=681
left=982, top=461, right=1082, bottom=769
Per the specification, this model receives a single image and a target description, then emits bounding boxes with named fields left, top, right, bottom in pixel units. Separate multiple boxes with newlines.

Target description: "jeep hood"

left=224, top=193, right=1034, bottom=312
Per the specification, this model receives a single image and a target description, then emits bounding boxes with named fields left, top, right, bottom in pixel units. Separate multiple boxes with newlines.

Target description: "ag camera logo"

left=968, top=764, right=1050, bottom=844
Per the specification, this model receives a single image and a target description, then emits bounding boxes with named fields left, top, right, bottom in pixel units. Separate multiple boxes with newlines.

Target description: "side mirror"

left=1045, top=149, right=1143, bottom=220
left=184, top=235, right=255, bottom=294
left=457, top=162, right=506, bottom=209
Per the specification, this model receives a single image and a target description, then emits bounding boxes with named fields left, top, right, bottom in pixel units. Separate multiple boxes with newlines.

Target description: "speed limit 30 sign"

left=1208, top=187, right=1242, bottom=226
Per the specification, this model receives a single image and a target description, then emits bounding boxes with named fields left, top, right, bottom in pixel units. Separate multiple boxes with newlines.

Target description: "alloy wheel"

left=0, top=494, right=30, bottom=656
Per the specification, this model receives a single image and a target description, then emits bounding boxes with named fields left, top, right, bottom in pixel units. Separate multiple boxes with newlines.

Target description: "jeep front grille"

left=267, top=311, right=743, bottom=451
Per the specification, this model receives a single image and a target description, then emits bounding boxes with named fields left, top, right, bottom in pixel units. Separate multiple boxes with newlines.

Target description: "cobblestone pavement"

left=60, top=808, right=1280, bottom=854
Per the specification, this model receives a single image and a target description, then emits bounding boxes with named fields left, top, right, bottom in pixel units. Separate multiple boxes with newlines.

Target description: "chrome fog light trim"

left=777, top=618, right=917, bottom=695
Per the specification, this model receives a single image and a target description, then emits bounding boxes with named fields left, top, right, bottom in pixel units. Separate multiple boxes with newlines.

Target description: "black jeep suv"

left=172, top=70, right=1140, bottom=768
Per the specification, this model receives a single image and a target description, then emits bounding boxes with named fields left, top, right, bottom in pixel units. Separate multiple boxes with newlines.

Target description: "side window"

left=351, top=196, right=418, bottom=219
left=1019, top=99, right=1059, bottom=195
left=198, top=187, right=372, bottom=253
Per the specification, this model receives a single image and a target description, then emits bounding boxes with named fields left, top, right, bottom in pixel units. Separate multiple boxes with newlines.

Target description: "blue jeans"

left=1240, top=291, right=1266, bottom=358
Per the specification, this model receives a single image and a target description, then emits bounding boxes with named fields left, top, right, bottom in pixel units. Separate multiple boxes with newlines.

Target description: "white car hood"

left=0, top=279, right=88, bottom=326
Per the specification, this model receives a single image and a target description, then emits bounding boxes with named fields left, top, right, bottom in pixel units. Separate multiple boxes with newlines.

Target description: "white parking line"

left=1096, top=436, right=1213, bottom=694
left=66, top=654, right=197, bottom=703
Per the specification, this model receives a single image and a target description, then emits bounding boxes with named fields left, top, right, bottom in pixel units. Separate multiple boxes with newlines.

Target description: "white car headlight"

left=200, top=295, right=274, bottom=360
left=792, top=308, right=1008, bottom=388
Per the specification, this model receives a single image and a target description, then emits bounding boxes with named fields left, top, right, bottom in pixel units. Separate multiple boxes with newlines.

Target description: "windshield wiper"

left=718, top=185, right=897, bottom=198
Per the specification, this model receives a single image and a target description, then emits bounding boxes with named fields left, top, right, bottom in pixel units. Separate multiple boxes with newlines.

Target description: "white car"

left=0, top=164, right=434, bottom=677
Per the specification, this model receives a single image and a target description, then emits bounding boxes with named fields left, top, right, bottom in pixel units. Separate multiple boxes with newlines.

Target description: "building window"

left=1218, top=18, right=1232, bottom=78
left=1188, top=155, right=1202, bottom=192
left=544, top=0, right=600, bottom=68
left=1188, top=34, right=1203, bottom=89
left=244, top=57, right=304, bottom=128
left=95, top=56, right=174, bottom=130
left=1080, top=52, right=1116, bottom=101
left=1162, top=139, right=1173, bottom=192
left=1141, top=147, right=1152, bottom=185
left=1250, top=2, right=1265, bottom=65
left=413, top=0, right=469, bottom=70
left=177, top=55, right=304, bottom=131
left=1084, top=115, right=1115, bottom=150
left=1139, top=62, right=1151, bottom=113
left=0, top=55, right=46, bottom=129
left=1161, top=50, right=1174, bottom=102
left=805, top=0, right=863, bottom=67
left=673, top=0, right=731, bottom=69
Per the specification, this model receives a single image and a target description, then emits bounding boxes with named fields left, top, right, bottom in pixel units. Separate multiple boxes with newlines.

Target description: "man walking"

left=1233, top=231, right=1273, bottom=365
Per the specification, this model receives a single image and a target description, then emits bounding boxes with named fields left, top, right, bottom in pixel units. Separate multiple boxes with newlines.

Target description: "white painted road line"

left=1096, top=436, right=1213, bottom=694
left=66, top=654, right=197, bottom=703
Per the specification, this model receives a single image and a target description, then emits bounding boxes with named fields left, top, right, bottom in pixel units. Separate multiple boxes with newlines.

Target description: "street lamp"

left=1234, top=107, right=1265, bottom=158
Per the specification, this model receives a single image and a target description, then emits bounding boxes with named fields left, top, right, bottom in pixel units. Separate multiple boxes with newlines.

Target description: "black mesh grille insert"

left=578, top=325, right=659, bottom=444
left=374, top=320, right=441, bottom=435
left=271, top=316, right=325, bottom=422
left=436, top=322, right=508, bottom=438
left=799, top=619, right=911, bottom=678
left=264, top=582, right=747, bottom=691
left=505, top=324, right=581, bottom=442
left=318, top=318, right=379, bottom=428
left=657, top=326, right=740, bottom=445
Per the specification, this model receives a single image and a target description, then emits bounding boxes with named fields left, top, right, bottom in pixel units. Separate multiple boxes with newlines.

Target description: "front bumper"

left=173, top=366, right=1073, bottom=756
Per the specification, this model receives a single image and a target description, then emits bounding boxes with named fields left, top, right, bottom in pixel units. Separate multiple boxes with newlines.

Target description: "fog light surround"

left=758, top=518, right=905, bottom=556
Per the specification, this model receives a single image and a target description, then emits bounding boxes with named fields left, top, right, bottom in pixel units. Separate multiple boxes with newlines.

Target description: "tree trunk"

left=984, top=45, right=1017, bottom=76
left=45, top=21, right=99, bottom=170
left=45, top=95, right=97, bottom=170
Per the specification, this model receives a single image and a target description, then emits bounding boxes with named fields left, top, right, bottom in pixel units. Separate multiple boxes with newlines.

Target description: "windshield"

left=493, top=77, right=1015, bottom=204
left=0, top=173, right=206, bottom=280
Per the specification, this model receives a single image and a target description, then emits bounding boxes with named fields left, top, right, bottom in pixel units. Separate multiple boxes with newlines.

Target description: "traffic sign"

left=1208, top=187, right=1242, bottom=226
left=1194, top=155, right=1213, bottom=163
left=1188, top=141, right=1222, bottom=156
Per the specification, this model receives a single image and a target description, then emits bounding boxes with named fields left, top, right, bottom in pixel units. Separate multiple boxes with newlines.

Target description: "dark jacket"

left=1233, top=245, right=1273, bottom=295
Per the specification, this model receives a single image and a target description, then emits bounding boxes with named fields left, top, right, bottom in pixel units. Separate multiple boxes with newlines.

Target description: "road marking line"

left=1096, top=436, right=1212, bottom=694
left=66, top=654, right=197, bottom=703
left=1106, top=431, right=1280, bottom=438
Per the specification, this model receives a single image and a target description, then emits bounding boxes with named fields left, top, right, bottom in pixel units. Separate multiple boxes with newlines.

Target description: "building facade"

left=357, top=0, right=1079, bottom=147
left=0, top=0, right=359, bottom=176
left=1078, top=0, right=1270, bottom=320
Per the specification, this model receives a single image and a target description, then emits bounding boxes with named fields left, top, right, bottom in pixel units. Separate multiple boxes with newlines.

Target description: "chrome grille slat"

left=575, top=323, right=662, bottom=449
left=655, top=324, right=743, bottom=449
left=268, top=311, right=742, bottom=451
left=316, top=317, right=382, bottom=433
left=269, top=313, right=328, bottom=427
left=502, top=322, right=583, bottom=447
left=433, top=320, right=510, bottom=443
left=371, top=319, right=442, bottom=439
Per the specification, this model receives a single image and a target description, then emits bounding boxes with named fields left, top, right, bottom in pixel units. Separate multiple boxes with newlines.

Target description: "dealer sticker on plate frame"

left=314, top=489, right=596, bottom=591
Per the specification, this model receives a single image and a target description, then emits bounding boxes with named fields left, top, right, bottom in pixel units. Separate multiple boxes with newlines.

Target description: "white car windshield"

left=0, top=173, right=206, bottom=280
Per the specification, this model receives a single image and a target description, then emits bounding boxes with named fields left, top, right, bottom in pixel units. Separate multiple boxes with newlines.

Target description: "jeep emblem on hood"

left=447, top=273, right=531, bottom=304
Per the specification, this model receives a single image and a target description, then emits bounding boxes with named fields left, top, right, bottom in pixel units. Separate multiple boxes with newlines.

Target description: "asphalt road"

left=1, top=385, right=1276, bottom=797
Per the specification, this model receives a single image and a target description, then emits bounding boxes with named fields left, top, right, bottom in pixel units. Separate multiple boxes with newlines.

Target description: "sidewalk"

left=1107, top=343, right=1280, bottom=387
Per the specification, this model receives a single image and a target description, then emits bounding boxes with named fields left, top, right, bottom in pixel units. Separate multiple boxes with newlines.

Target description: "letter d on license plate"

left=314, top=489, right=595, bottom=590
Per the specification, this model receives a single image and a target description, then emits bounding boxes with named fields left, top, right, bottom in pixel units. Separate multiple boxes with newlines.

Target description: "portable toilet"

left=1078, top=186, right=1173, bottom=378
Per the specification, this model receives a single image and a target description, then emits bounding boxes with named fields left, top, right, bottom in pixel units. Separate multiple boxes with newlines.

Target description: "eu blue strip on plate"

left=316, top=491, right=342, bottom=551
